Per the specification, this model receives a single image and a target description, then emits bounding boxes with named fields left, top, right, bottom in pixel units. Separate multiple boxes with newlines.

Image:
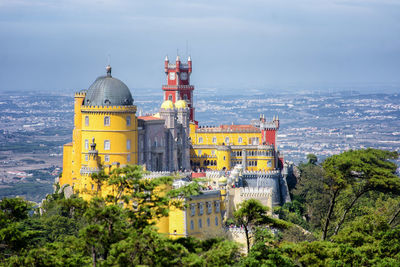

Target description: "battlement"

left=80, top=166, right=100, bottom=175
left=162, top=85, right=194, bottom=90
left=81, top=105, right=137, bottom=113
left=240, top=187, right=272, bottom=197
left=74, top=92, right=87, bottom=97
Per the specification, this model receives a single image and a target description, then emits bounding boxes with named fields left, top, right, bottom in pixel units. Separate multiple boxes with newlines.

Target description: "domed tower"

left=61, top=65, right=138, bottom=194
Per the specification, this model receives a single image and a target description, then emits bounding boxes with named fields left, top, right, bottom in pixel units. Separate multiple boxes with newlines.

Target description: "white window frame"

left=104, top=140, right=110, bottom=150
left=238, top=137, right=243, bottom=144
left=212, top=137, right=217, bottom=144
left=225, top=137, right=229, bottom=144
left=104, top=155, right=110, bottom=162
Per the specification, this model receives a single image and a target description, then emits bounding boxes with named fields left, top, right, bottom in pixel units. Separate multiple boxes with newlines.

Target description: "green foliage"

left=1, top=152, right=400, bottom=266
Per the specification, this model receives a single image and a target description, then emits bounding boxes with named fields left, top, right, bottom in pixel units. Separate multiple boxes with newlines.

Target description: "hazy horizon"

left=0, top=0, right=399, bottom=93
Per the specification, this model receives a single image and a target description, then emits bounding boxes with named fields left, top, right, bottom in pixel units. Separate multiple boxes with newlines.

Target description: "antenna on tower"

left=186, top=40, right=188, bottom=58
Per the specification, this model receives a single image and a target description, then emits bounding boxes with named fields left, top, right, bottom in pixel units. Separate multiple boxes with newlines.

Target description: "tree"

left=233, top=199, right=289, bottom=254
left=322, top=149, right=399, bottom=239
left=306, top=154, right=318, bottom=165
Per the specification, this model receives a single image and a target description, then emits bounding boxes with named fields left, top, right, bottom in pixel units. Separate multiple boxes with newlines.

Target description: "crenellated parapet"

left=81, top=105, right=137, bottom=114
left=239, top=187, right=272, bottom=198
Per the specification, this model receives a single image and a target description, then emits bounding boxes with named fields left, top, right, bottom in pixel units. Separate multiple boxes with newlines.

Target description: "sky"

left=0, top=0, right=399, bottom=93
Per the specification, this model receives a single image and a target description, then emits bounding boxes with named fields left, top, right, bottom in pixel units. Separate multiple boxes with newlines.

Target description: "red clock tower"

left=162, top=55, right=195, bottom=121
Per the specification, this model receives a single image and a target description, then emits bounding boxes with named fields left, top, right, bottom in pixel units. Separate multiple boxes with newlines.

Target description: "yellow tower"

left=60, top=65, right=138, bottom=195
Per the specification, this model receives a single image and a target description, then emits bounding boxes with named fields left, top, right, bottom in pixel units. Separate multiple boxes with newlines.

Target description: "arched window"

left=190, top=220, right=194, bottom=230
left=198, top=137, right=203, bottom=143
left=212, top=137, right=217, bottom=144
left=238, top=137, right=242, bottom=143
left=225, top=137, right=229, bottom=144
left=215, top=216, right=218, bottom=226
left=126, top=116, right=131, bottom=126
left=85, top=116, right=89, bottom=126
left=104, top=116, right=110, bottom=126
left=127, top=139, right=131, bottom=150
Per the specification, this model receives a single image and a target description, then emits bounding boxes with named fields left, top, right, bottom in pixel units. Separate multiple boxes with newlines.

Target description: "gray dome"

left=83, top=66, right=133, bottom=106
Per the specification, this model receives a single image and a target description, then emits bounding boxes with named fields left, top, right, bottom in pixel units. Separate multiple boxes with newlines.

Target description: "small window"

left=198, top=137, right=203, bottom=144
left=85, top=154, right=88, bottom=161
left=198, top=202, right=204, bottom=216
left=104, top=116, right=110, bottom=126
left=215, top=201, right=220, bottom=213
left=225, top=137, right=229, bottom=144
left=238, top=137, right=243, bottom=144
left=85, top=139, right=89, bottom=150
left=207, top=218, right=210, bottom=227
left=198, top=219, right=202, bottom=228
left=198, top=150, right=202, bottom=156
left=127, top=154, right=131, bottom=162
left=190, top=220, right=194, bottom=230
left=168, top=95, right=173, bottom=101
left=212, top=137, right=217, bottom=144
left=215, top=216, right=218, bottom=226
left=207, top=202, right=212, bottom=214
left=126, top=116, right=131, bottom=126
left=127, top=140, right=131, bottom=150
left=190, top=204, right=195, bottom=216
left=104, top=155, right=110, bottom=162
left=104, top=140, right=110, bottom=150
left=85, top=116, right=89, bottom=126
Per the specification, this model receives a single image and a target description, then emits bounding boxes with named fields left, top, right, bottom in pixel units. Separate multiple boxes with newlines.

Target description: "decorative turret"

left=188, top=56, right=192, bottom=73
left=164, top=56, right=169, bottom=73
left=176, top=55, right=180, bottom=70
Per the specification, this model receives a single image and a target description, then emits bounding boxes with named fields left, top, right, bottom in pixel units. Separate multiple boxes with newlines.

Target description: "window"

left=127, top=140, right=131, bottom=150
left=85, top=139, right=89, bottom=150
left=198, top=150, right=202, bottom=156
left=85, top=154, right=88, bottom=161
left=198, top=202, right=204, bottom=215
left=190, top=220, right=194, bottom=230
left=126, top=116, right=131, bottom=126
left=238, top=137, right=243, bottom=143
left=212, top=137, right=217, bottom=144
left=168, top=95, right=173, bottom=101
left=215, top=216, right=218, bottom=226
left=127, top=154, right=131, bottom=162
left=225, top=137, right=229, bottom=144
left=104, top=116, right=110, bottom=126
left=207, top=218, right=210, bottom=227
left=215, top=201, right=220, bottom=213
left=104, top=140, right=110, bottom=150
left=190, top=204, right=195, bottom=216
left=206, top=202, right=212, bottom=214
left=198, top=219, right=202, bottom=228
left=85, top=116, right=89, bottom=126
left=104, top=155, right=110, bottom=162
left=198, top=137, right=203, bottom=143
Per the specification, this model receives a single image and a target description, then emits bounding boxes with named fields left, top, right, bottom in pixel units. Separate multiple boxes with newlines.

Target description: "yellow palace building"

left=60, top=58, right=290, bottom=238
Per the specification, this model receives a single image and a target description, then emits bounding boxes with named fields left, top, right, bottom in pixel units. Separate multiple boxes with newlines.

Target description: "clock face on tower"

left=169, top=72, right=176, bottom=80
left=180, top=72, right=188, bottom=80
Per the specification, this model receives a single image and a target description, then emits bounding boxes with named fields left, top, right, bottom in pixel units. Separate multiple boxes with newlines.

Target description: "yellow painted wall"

left=61, top=143, right=72, bottom=186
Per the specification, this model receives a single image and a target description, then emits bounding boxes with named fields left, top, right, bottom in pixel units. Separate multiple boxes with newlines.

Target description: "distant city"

left=0, top=89, right=399, bottom=201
